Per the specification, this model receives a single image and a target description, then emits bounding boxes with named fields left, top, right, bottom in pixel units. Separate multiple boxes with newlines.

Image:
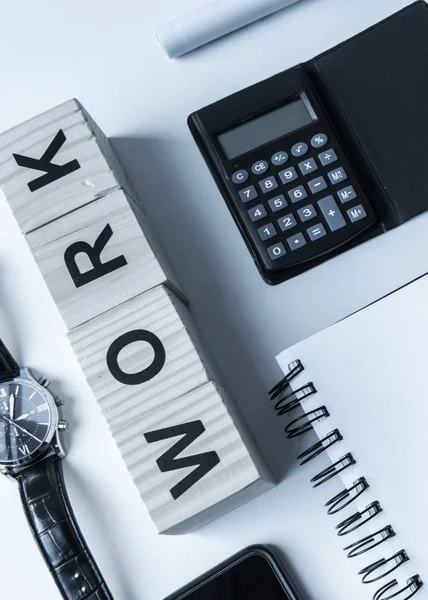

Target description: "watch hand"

left=15, top=413, right=31, bottom=422
left=2, top=415, right=42, bottom=443
left=9, top=393, right=15, bottom=421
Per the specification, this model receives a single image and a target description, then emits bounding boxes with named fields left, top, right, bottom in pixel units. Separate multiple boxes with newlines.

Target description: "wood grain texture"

left=27, top=189, right=168, bottom=329
left=0, top=99, right=134, bottom=233
left=113, top=381, right=272, bottom=534
left=68, top=286, right=212, bottom=432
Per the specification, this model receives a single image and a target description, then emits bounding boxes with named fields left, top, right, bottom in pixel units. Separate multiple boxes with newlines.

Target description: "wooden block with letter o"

left=114, top=381, right=272, bottom=534
left=27, top=189, right=170, bottom=330
left=0, top=98, right=134, bottom=234
left=68, top=286, right=212, bottom=433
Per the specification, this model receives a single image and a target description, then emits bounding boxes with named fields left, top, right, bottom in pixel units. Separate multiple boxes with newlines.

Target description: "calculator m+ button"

left=288, top=185, right=308, bottom=203
left=308, top=176, right=328, bottom=194
left=328, top=167, right=348, bottom=185
left=252, top=160, right=269, bottom=175
left=279, top=167, right=298, bottom=185
left=298, top=158, right=318, bottom=176
left=271, top=151, right=289, bottom=166
left=317, top=195, right=346, bottom=231
left=231, top=169, right=249, bottom=185
left=291, top=142, right=308, bottom=157
left=239, top=185, right=258, bottom=203
left=259, top=175, right=279, bottom=194
left=347, top=205, right=367, bottom=223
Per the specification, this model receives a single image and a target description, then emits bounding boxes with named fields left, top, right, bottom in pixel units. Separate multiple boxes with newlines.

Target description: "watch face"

left=0, top=381, right=53, bottom=464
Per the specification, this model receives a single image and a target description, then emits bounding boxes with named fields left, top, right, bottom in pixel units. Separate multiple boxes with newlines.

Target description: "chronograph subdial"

left=0, top=382, right=52, bottom=463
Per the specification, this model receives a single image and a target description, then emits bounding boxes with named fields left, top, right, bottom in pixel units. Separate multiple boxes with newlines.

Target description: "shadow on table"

left=111, top=136, right=307, bottom=483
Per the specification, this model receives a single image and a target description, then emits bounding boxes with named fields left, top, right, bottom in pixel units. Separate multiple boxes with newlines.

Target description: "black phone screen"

left=174, top=553, right=293, bottom=600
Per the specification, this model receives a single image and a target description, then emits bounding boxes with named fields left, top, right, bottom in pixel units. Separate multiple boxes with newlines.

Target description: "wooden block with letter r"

left=114, top=381, right=272, bottom=534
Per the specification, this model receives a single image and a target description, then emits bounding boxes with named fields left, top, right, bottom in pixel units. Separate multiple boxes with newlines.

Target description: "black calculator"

left=188, top=66, right=378, bottom=284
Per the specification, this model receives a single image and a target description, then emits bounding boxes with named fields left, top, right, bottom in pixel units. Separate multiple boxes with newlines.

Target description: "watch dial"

left=0, top=382, right=52, bottom=463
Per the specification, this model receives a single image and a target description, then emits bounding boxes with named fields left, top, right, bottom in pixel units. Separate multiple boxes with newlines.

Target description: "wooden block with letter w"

left=0, top=100, right=272, bottom=534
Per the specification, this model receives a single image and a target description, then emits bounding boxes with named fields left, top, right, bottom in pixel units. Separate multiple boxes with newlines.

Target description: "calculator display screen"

left=217, top=96, right=317, bottom=160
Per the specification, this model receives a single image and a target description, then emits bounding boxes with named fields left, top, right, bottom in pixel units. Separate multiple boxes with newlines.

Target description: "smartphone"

left=164, top=545, right=302, bottom=600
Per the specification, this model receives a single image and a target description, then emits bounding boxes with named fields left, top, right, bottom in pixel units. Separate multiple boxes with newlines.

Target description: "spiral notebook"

left=272, top=275, right=428, bottom=600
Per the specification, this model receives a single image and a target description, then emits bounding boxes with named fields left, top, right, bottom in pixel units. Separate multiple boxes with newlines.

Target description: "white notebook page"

left=276, top=275, right=428, bottom=599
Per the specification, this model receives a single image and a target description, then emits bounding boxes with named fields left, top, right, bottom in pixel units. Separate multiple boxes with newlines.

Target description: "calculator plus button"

left=337, top=185, right=357, bottom=204
left=317, top=195, right=347, bottom=231
left=318, top=148, right=338, bottom=167
left=311, top=133, right=328, bottom=148
left=308, top=176, right=328, bottom=194
left=247, top=204, right=267, bottom=222
left=287, top=233, right=307, bottom=251
left=288, top=185, right=308, bottom=204
left=251, top=160, right=269, bottom=175
left=307, top=223, right=327, bottom=241
left=268, top=194, right=287, bottom=212
left=259, top=175, right=279, bottom=194
left=271, top=151, right=289, bottom=166
left=291, top=142, right=308, bottom=157
left=257, top=223, right=277, bottom=241
left=238, top=185, right=258, bottom=203
left=277, top=213, right=297, bottom=232
left=231, top=169, right=249, bottom=185
left=267, top=242, right=286, bottom=261
left=298, top=158, right=318, bottom=176
left=297, top=204, right=317, bottom=222
left=328, top=167, right=348, bottom=185
left=279, top=167, right=298, bottom=185
left=347, top=204, right=368, bottom=223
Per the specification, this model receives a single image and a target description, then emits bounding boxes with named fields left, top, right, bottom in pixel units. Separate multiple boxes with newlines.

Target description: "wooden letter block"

left=0, top=99, right=133, bottom=233
left=68, top=286, right=211, bottom=433
left=27, top=189, right=169, bottom=330
left=114, top=381, right=272, bottom=534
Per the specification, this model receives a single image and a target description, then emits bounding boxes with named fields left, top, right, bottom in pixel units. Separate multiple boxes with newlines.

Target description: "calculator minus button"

left=252, top=160, right=269, bottom=175
left=318, top=195, right=347, bottom=231
left=231, top=169, right=249, bottom=185
left=271, top=151, right=289, bottom=166
left=238, top=185, right=258, bottom=203
left=308, top=176, right=328, bottom=194
left=291, top=142, right=308, bottom=157
left=279, top=167, right=298, bottom=185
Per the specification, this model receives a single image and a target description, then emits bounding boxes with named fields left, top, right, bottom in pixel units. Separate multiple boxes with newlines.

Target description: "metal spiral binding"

left=269, top=359, right=423, bottom=600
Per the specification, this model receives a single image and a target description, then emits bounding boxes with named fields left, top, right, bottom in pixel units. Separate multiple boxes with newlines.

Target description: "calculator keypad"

left=230, top=131, right=375, bottom=272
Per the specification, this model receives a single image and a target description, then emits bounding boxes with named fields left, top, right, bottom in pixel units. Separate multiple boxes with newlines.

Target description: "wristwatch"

left=0, top=338, right=113, bottom=600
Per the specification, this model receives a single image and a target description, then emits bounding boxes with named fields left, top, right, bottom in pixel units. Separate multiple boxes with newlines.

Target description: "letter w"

left=13, top=129, right=80, bottom=192
left=144, top=421, right=220, bottom=500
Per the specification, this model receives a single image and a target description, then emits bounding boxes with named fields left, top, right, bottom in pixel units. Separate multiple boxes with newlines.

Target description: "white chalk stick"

left=156, top=0, right=303, bottom=59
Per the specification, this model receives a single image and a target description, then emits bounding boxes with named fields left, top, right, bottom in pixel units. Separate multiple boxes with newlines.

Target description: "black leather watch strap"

left=17, top=455, right=113, bottom=600
left=0, top=338, right=20, bottom=382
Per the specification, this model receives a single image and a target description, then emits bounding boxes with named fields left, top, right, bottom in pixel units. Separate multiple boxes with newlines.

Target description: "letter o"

left=106, top=330, right=166, bottom=385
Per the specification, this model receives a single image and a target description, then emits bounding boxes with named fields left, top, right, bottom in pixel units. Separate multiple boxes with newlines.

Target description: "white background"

left=0, top=0, right=426, bottom=599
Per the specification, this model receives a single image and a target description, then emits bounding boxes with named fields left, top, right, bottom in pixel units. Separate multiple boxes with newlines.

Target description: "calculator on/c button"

left=188, top=67, right=378, bottom=284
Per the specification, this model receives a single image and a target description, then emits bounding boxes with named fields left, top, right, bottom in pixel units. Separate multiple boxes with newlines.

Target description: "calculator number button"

left=297, top=204, right=317, bottom=222
left=307, top=223, right=327, bottom=241
left=288, top=185, right=308, bottom=204
left=267, top=243, right=286, bottom=261
left=287, top=233, right=307, bottom=251
left=268, top=195, right=287, bottom=213
left=248, top=204, right=267, bottom=222
left=252, top=160, right=269, bottom=175
left=279, top=167, right=298, bottom=185
left=347, top=205, right=367, bottom=223
left=239, top=185, right=258, bottom=203
left=308, top=176, right=328, bottom=194
left=318, top=149, right=338, bottom=167
left=257, top=223, right=277, bottom=241
left=317, top=196, right=347, bottom=231
left=311, top=133, right=328, bottom=148
left=259, top=176, right=279, bottom=194
left=328, top=167, right=348, bottom=185
left=291, top=142, right=308, bottom=158
left=337, top=185, right=357, bottom=204
left=298, top=158, right=318, bottom=176
left=271, top=151, right=289, bottom=166
left=231, top=169, right=249, bottom=185
left=277, top=213, right=297, bottom=232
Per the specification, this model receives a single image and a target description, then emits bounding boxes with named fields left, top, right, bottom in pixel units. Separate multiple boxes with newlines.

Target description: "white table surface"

left=0, top=0, right=426, bottom=599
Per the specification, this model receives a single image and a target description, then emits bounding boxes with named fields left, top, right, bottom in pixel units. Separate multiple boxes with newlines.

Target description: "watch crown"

left=54, top=395, right=65, bottom=407
left=37, top=377, right=50, bottom=388
left=58, top=420, right=68, bottom=431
